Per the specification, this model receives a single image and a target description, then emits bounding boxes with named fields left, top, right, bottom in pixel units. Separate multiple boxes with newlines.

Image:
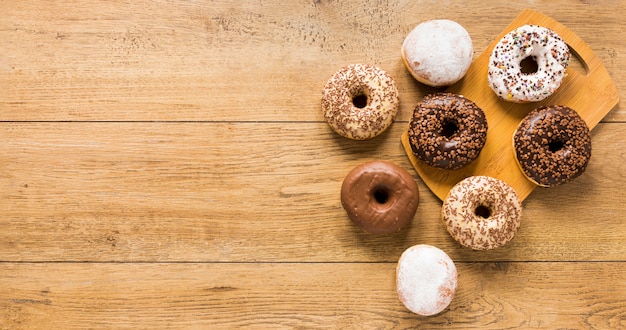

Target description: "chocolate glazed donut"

left=514, top=105, right=591, bottom=187
left=341, top=161, right=419, bottom=234
left=408, top=93, right=488, bottom=170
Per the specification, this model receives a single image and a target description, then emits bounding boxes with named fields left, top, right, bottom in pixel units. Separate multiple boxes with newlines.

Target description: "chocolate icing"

left=341, top=161, right=419, bottom=234
left=513, top=105, right=591, bottom=187
left=408, top=93, right=488, bottom=170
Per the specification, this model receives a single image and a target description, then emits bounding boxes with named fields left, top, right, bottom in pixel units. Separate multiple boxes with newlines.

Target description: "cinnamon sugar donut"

left=321, top=64, right=399, bottom=140
left=488, top=24, right=570, bottom=103
left=442, top=176, right=523, bottom=250
left=341, top=161, right=419, bottom=234
left=513, top=105, right=591, bottom=187
left=408, top=93, right=488, bottom=170
left=396, top=244, right=457, bottom=316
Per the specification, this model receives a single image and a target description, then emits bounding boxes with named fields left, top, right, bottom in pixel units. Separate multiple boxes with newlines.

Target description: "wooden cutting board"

left=401, top=9, right=619, bottom=202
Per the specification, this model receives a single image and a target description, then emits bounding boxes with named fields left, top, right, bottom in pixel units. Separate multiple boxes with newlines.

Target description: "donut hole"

left=474, top=204, right=492, bottom=219
left=440, top=120, right=459, bottom=138
left=520, top=56, right=539, bottom=74
left=352, top=93, right=369, bottom=109
left=548, top=139, right=565, bottom=153
left=373, top=188, right=390, bottom=205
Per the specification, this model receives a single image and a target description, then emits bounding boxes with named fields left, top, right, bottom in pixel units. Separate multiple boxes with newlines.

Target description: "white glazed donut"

left=321, top=64, right=399, bottom=140
left=442, top=176, right=523, bottom=250
left=401, top=19, right=473, bottom=87
left=396, top=244, right=457, bottom=316
left=488, top=24, right=570, bottom=103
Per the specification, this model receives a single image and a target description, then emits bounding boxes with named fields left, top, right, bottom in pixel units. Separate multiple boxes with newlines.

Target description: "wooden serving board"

left=401, top=8, right=619, bottom=202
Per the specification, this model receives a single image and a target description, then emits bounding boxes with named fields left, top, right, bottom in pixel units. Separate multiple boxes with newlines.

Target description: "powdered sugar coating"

left=442, top=176, right=523, bottom=250
left=321, top=64, right=399, bottom=140
left=401, top=19, right=473, bottom=87
left=396, top=244, right=457, bottom=316
left=488, top=24, right=570, bottom=103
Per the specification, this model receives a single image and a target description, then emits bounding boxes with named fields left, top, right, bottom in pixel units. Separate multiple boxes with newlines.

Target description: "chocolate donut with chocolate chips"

left=341, top=161, right=419, bottom=234
left=408, top=93, right=488, bottom=170
left=513, top=105, right=591, bottom=187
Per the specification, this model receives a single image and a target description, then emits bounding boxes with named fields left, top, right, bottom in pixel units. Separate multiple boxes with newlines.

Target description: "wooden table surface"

left=1, top=1, right=624, bottom=328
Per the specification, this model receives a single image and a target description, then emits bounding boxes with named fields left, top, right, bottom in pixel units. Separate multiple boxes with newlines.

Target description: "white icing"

left=488, top=24, right=570, bottom=103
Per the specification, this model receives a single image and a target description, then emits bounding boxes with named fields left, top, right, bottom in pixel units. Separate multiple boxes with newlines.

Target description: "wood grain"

left=0, top=262, right=623, bottom=329
left=1, top=1, right=625, bottom=328
left=1, top=1, right=625, bottom=122
left=1, top=122, right=624, bottom=262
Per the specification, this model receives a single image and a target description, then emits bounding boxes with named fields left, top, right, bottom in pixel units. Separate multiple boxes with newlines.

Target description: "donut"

left=396, top=244, right=457, bottom=316
left=513, top=105, right=591, bottom=187
left=321, top=64, right=399, bottom=140
left=488, top=24, right=570, bottom=103
left=408, top=93, right=488, bottom=170
left=442, top=176, right=523, bottom=250
left=401, top=19, right=473, bottom=87
left=340, top=161, right=419, bottom=234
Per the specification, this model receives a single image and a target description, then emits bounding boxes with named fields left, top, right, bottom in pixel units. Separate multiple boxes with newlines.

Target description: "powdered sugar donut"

left=322, top=64, right=399, bottom=140
left=396, top=244, right=457, bottom=316
left=401, top=19, right=473, bottom=87
left=488, top=24, right=570, bottom=103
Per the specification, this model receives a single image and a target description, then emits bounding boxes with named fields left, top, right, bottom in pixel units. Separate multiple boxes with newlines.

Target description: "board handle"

left=536, top=10, right=594, bottom=78
left=516, top=9, right=619, bottom=126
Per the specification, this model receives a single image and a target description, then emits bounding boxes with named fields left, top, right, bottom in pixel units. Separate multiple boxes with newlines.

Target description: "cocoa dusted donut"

left=322, top=64, right=399, bottom=140
left=488, top=24, right=570, bottom=103
left=442, top=176, right=523, bottom=250
left=340, top=161, right=419, bottom=234
left=513, top=105, right=592, bottom=187
left=408, top=93, right=488, bottom=170
left=396, top=244, right=458, bottom=316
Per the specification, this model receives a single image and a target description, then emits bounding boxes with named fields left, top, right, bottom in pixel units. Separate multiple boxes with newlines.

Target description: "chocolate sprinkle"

left=321, top=64, right=399, bottom=140
left=513, top=105, right=592, bottom=187
left=408, top=93, right=488, bottom=170
left=442, top=176, right=523, bottom=250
